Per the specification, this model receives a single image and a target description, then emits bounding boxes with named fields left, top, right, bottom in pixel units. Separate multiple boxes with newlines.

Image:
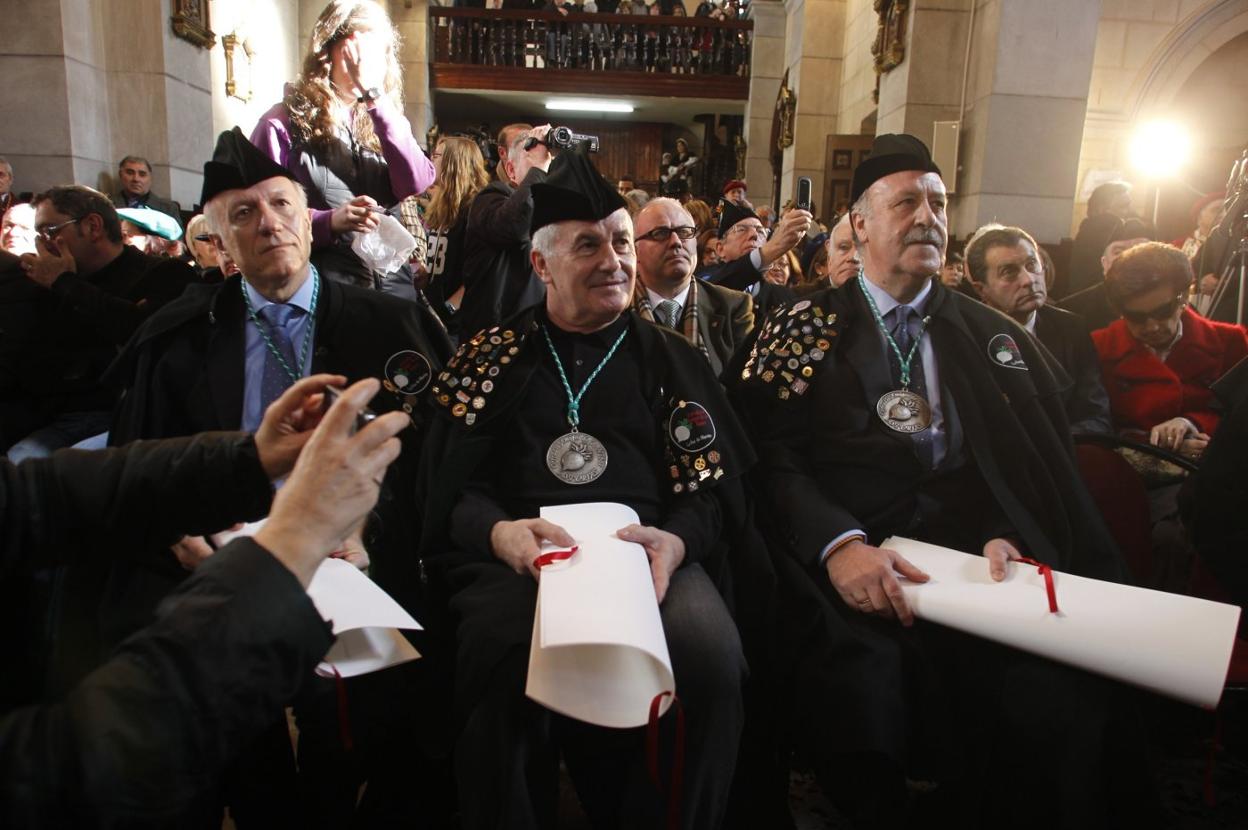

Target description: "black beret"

left=716, top=199, right=760, bottom=238
left=530, top=147, right=629, bottom=235
left=200, top=127, right=297, bottom=206
left=850, top=133, right=942, bottom=204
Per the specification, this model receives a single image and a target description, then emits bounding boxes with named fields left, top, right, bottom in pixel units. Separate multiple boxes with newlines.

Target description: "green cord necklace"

left=241, top=273, right=320, bottom=384
left=540, top=322, right=629, bottom=485
left=856, top=276, right=933, bottom=433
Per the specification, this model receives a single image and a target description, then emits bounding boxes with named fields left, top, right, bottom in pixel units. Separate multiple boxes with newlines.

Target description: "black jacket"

left=417, top=307, right=774, bottom=711
left=0, top=433, right=333, bottom=827
left=1, top=246, right=194, bottom=423
left=1059, top=281, right=1116, bottom=333
left=733, top=277, right=1125, bottom=580
left=103, top=273, right=450, bottom=635
left=458, top=167, right=548, bottom=339
left=729, top=278, right=1129, bottom=768
left=1032, top=304, right=1112, bottom=435
left=1181, top=355, right=1248, bottom=608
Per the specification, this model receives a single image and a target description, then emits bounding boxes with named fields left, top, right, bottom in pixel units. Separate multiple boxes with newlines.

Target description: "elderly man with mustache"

left=965, top=224, right=1111, bottom=435
left=731, top=134, right=1154, bottom=827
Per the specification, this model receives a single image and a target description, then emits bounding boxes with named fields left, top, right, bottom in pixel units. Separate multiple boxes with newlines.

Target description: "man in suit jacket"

left=633, top=197, right=753, bottom=378
left=109, top=155, right=182, bottom=219
left=965, top=224, right=1112, bottom=434
left=731, top=134, right=1151, bottom=828
left=699, top=198, right=810, bottom=294
left=99, top=128, right=454, bottom=828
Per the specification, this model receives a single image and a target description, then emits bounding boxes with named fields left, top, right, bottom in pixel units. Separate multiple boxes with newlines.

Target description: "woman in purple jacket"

left=251, top=0, right=435, bottom=295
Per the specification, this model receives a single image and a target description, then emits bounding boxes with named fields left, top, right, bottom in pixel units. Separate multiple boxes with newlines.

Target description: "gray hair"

left=531, top=222, right=563, bottom=259
left=0, top=156, right=11, bottom=174
left=118, top=155, right=152, bottom=172
left=849, top=189, right=874, bottom=250
left=624, top=188, right=650, bottom=207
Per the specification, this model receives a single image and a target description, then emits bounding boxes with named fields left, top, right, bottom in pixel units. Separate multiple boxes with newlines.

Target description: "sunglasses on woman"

left=1121, top=296, right=1184, bottom=325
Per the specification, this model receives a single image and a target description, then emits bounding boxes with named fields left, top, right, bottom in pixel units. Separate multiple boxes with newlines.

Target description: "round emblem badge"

left=987, top=334, right=1028, bottom=371
left=668, top=400, right=717, bottom=453
left=385, top=350, right=433, bottom=394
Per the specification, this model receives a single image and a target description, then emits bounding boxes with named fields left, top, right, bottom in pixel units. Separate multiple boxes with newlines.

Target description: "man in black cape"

left=730, top=134, right=1158, bottom=827
left=96, top=127, right=454, bottom=827
left=418, top=148, right=769, bottom=829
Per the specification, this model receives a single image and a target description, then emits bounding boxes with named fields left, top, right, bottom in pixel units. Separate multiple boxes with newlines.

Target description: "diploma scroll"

left=526, top=502, right=675, bottom=728
left=212, top=521, right=423, bottom=678
left=883, top=536, right=1241, bottom=709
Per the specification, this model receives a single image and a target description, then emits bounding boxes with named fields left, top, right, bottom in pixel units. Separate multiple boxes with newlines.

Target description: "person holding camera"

left=0, top=375, right=409, bottom=827
left=458, top=123, right=554, bottom=339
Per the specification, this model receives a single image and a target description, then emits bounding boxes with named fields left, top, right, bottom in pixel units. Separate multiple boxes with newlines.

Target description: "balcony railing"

left=429, top=8, right=753, bottom=99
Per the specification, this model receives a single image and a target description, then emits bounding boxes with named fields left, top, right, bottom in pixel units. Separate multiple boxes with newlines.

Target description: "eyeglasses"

left=636, top=225, right=697, bottom=243
left=728, top=224, right=767, bottom=240
left=36, top=217, right=80, bottom=242
left=1120, top=296, right=1184, bottom=325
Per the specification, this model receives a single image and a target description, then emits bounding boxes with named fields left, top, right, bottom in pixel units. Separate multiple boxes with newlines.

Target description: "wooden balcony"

left=429, top=8, right=753, bottom=100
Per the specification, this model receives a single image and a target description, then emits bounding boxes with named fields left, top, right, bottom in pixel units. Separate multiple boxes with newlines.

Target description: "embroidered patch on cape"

left=668, top=400, right=716, bottom=452
left=385, top=350, right=432, bottom=394
left=988, top=333, right=1028, bottom=370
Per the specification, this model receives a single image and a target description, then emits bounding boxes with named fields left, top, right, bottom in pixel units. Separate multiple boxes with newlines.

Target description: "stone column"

left=945, top=0, right=1101, bottom=243
left=390, top=0, right=433, bottom=144
left=742, top=0, right=786, bottom=208
left=0, top=0, right=113, bottom=195
left=106, top=0, right=213, bottom=209
left=778, top=0, right=846, bottom=212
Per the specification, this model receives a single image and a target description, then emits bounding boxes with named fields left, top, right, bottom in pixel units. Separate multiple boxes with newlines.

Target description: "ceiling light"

left=545, top=99, right=635, bottom=113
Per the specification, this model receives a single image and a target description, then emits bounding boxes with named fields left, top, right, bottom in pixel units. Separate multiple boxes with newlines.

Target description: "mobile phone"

left=796, top=176, right=813, bottom=212
left=322, top=385, right=378, bottom=434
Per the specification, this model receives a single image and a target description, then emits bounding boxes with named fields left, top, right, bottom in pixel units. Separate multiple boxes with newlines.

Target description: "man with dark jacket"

left=0, top=376, right=408, bottom=828
left=633, top=197, right=753, bottom=379
left=420, top=149, right=752, bottom=830
left=100, top=128, right=453, bottom=827
left=965, top=224, right=1112, bottom=435
left=110, top=154, right=182, bottom=219
left=731, top=134, right=1153, bottom=828
left=6, top=186, right=194, bottom=461
left=457, top=123, right=553, bottom=338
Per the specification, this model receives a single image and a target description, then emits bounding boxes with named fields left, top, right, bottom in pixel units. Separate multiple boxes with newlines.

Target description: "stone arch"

left=1127, top=0, right=1248, bottom=119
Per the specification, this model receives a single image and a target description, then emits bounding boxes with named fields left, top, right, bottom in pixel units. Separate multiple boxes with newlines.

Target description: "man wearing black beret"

left=95, top=127, right=454, bottom=826
left=419, top=148, right=760, bottom=829
left=731, top=134, right=1157, bottom=826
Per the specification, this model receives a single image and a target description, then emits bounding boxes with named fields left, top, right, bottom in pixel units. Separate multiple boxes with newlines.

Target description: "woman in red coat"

left=1093, top=242, right=1248, bottom=460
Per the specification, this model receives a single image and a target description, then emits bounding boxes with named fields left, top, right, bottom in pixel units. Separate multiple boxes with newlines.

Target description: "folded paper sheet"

left=212, top=521, right=422, bottom=678
left=306, top=557, right=423, bottom=678
left=527, top=502, right=675, bottom=728
left=883, top=536, right=1242, bottom=709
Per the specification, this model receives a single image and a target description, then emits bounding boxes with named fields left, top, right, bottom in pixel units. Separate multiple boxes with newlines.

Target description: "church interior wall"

left=1074, top=0, right=1248, bottom=237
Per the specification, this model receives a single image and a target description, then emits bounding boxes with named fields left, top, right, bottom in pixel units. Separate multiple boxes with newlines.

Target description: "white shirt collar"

left=243, top=267, right=317, bottom=315
left=645, top=281, right=692, bottom=313
left=1022, top=310, right=1038, bottom=333
left=861, top=274, right=934, bottom=319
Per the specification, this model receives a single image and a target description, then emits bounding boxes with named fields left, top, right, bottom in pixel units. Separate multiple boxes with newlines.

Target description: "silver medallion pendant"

left=876, top=389, right=932, bottom=433
left=546, top=431, right=609, bottom=485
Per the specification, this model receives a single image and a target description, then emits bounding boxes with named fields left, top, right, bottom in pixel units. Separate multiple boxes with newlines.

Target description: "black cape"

left=729, top=278, right=1130, bottom=770
left=99, top=273, right=451, bottom=646
left=416, top=306, right=776, bottom=715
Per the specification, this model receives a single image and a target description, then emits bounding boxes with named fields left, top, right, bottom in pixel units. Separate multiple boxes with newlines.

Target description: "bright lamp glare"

left=1128, top=120, right=1190, bottom=179
left=545, top=98, right=635, bottom=113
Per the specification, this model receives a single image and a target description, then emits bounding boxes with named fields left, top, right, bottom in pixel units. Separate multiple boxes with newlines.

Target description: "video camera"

left=524, top=126, right=600, bottom=154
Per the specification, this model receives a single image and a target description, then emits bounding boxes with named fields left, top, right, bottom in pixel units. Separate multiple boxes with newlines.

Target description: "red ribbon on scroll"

left=647, top=691, right=685, bottom=830
left=534, top=545, right=579, bottom=570
left=1015, top=556, right=1060, bottom=614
